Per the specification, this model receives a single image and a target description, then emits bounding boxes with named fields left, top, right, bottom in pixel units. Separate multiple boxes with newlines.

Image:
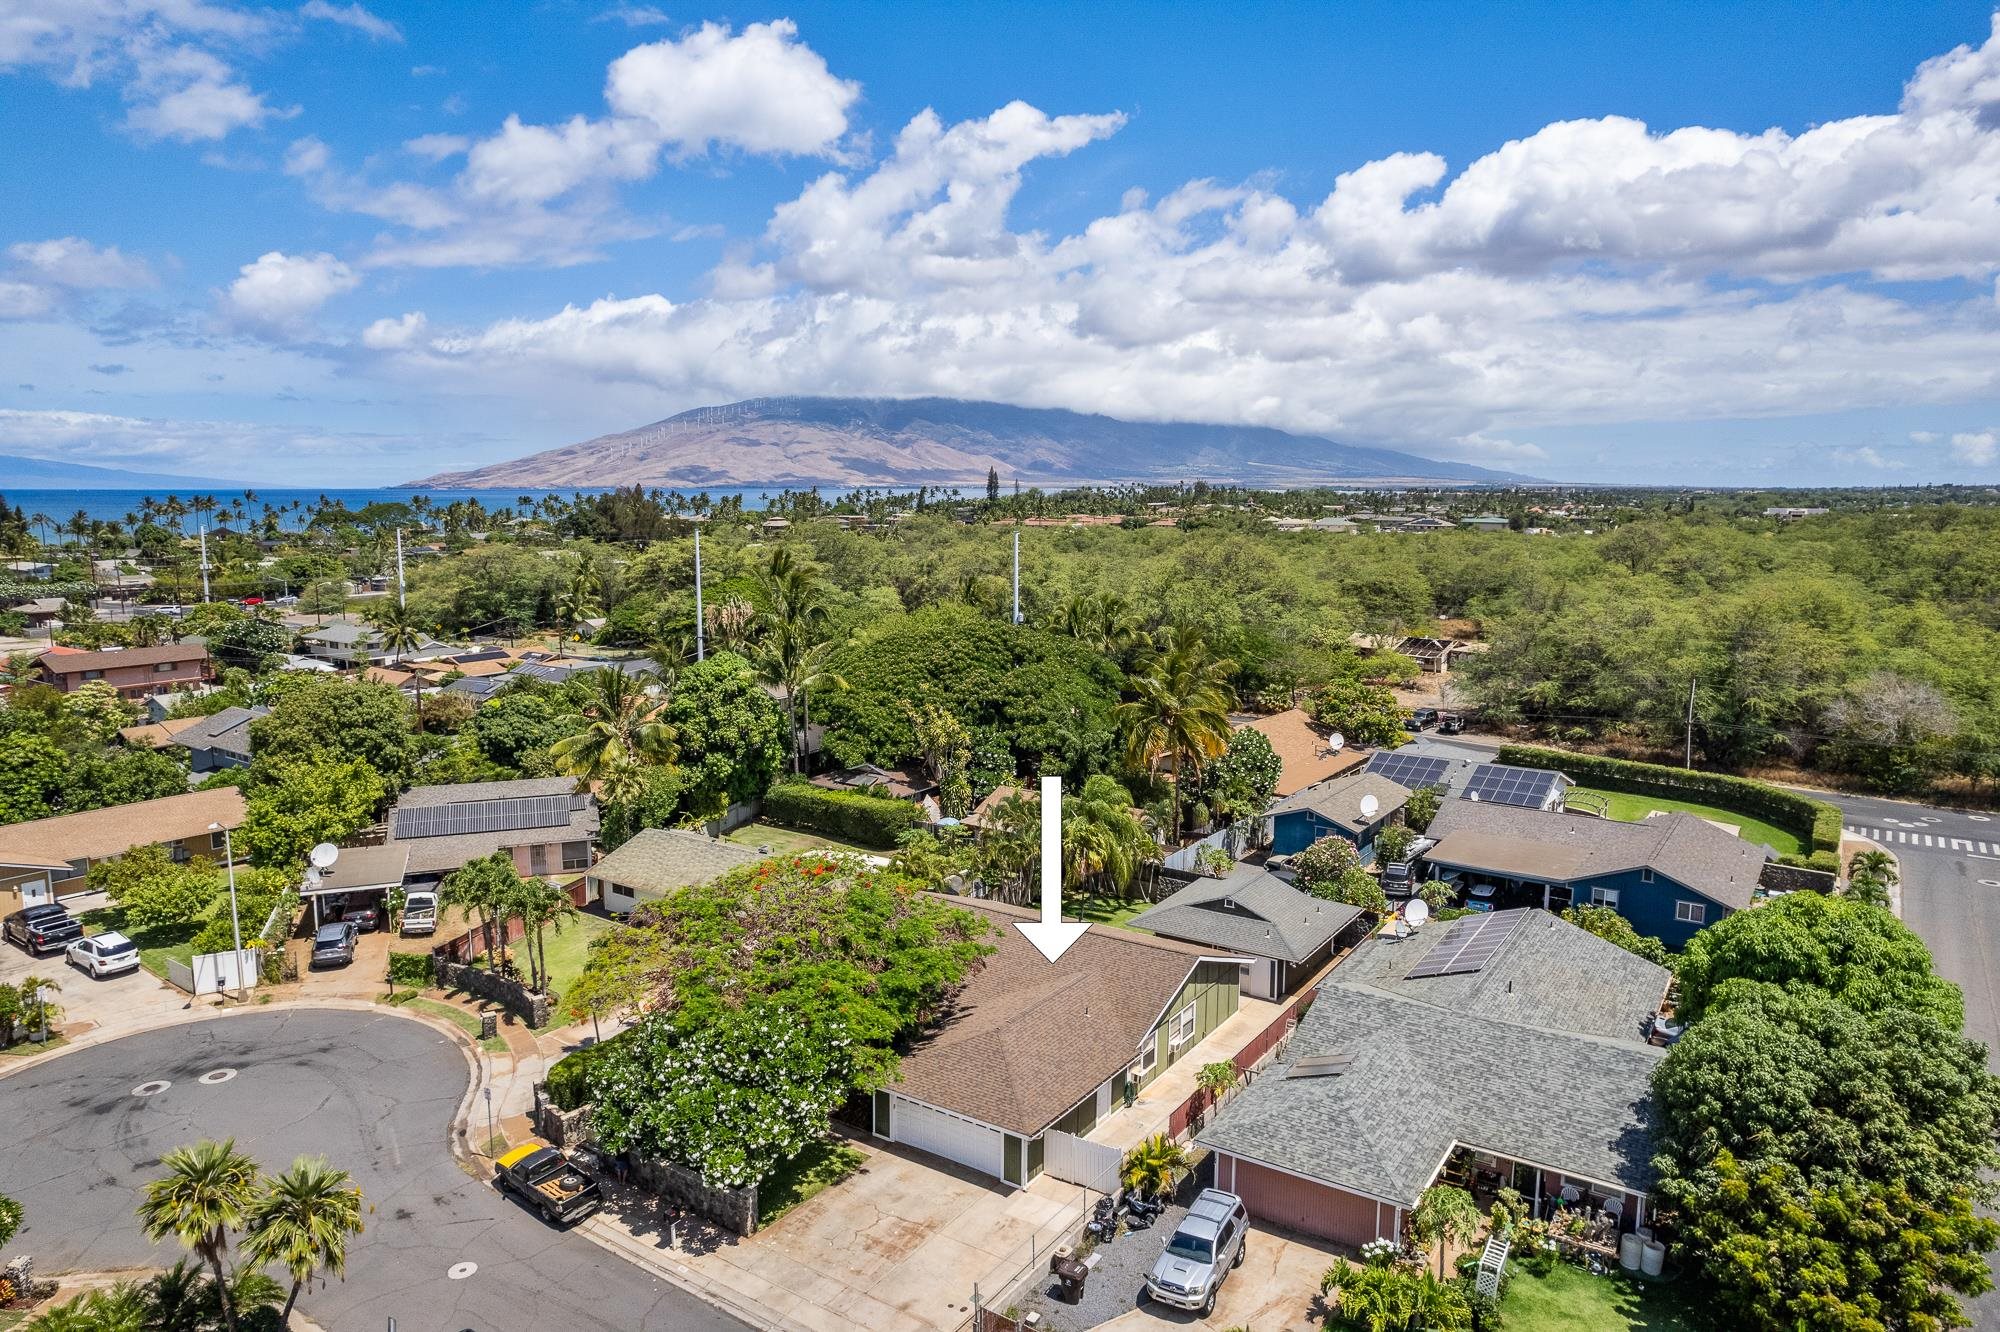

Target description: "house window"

left=83, top=670, right=104, bottom=681
left=1675, top=900, right=1706, bottom=925
left=154, top=661, right=175, bottom=673
left=1132, top=1041, right=1158, bottom=1081
left=1590, top=886, right=1620, bottom=909
left=1640, top=867, right=1654, bottom=883
left=561, top=841, right=591, bottom=871
left=1169, top=1003, right=1198, bottom=1050
left=210, top=830, right=228, bottom=851
left=529, top=844, right=549, bottom=875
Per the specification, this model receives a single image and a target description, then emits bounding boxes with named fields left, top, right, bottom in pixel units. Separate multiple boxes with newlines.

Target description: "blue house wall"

left=1271, top=810, right=1380, bottom=862
left=1554, top=867, right=1732, bottom=950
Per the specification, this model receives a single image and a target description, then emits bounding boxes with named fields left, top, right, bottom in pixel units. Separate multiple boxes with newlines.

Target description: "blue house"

left=1267, top=772, right=1411, bottom=859
left=1418, top=802, right=1770, bottom=949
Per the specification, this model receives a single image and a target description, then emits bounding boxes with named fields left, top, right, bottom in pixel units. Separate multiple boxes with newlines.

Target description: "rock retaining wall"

left=629, top=1154, right=759, bottom=1236
left=431, top=956, right=551, bottom=1028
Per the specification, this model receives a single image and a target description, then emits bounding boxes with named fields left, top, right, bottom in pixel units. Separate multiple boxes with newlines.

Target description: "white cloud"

left=1833, top=445, right=1900, bottom=470
left=122, top=40, right=287, bottom=141
left=1950, top=430, right=1997, bottom=465
left=300, top=1, right=401, bottom=43
left=361, top=310, right=427, bottom=349
left=594, top=5, right=671, bottom=25
left=404, top=132, right=470, bottom=161
left=605, top=19, right=860, bottom=158
left=221, top=250, right=360, bottom=329
left=1908, top=430, right=1939, bottom=444
left=0, top=281, right=56, bottom=320
left=7, top=237, right=154, bottom=288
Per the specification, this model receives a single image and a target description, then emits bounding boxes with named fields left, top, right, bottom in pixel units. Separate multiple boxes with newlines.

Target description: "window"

left=529, top=844, right=549, bottom=875
left=83, top=670, right=104, bottom=681
left=1675, top=900, right=1706, bottom=925
left=1132, top=1041, right=1158, bottom=1081
left=1169, top=1002, right=1198, bottom=1050
left=561, top=840, right=591, bottom=871
left=210, top=831, right=228, bottom=851
left=1640, top=867, right=1655, bottom=883
left=1590, top=886, right=1620, bottom=909
left=154, top=661, right=175, bottom=673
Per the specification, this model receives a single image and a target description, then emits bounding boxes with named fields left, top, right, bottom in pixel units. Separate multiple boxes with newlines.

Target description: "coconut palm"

left=515, top=872, right=578, bottom=994
left=1846, top=847, right=1899, bottom=907
left=136, top=1139, right=263, bottom=1332
left=552, top=561, right=601, bottom=659
left=1061, top=774, right=1156, bottom=896
left=1119, top=1133, right=1189, bottom=1201
left=367, top=597, right=426, bottom=666
left=1115, top=626, right=1236, bottom=839
left=548, top=667, right=676, bottom=790
left=1409, top=1182, right=1483, bottom=1279
left=243, top=1156, right=366, bottom=1328
left=755, top=629, right=848, bottom=774
left=976, top=790, right=1040, bottom=904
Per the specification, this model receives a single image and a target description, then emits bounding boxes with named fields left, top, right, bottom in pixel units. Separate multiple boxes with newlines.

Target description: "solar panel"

left=1461, top=764, right=1563, bottom=809
left=1364, top=750, right=1452, bottom=791
left=395, top=794, right=572, bottom=839
left=1404, top=910, right=1528, bottom=979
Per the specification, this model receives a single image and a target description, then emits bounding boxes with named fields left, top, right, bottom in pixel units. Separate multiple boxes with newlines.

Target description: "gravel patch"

left=1011, top=1171, right=1215, bottom=1330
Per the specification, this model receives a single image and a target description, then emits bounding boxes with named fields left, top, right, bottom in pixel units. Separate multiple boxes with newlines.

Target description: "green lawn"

left=1568, top=787, right=1803, bottom=857
left=380, top=990, right=511, bottom=1053
left=76, top=905, right=200, bottom=979
left=757, top=1139, right=866, bottom=1227
left=0, top=1033, right=67, bottom=1057
left=538, top=911, right=619, bottom=999
left=723, top=821, right=882, bottom=858
left=1501, top=1263, right=1709, bottom=1332
left=1065, top=892, right=1153, bottom=928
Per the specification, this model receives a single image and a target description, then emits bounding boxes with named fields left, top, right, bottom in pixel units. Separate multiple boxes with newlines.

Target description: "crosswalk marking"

left=1843, top=825, right=1996, bottom=855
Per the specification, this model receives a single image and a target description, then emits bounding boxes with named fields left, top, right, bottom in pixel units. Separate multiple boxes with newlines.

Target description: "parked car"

left=1407, top=707, right=1439, bottom=730
left=67, top=930, right=142, bottom=979
left=494, top=1144, right=603, bottom=1225
left=1145, top=1189, right=1248, bottom=1316
left=310, top=921, right=359, bottom=968
left=4, top=904, right=85, bottom=955
left=1380, top=858, right=1414, bottom=897
left=340, top=905, right=381, bottom=933
left=399, top=889, right=438, bottom=937
left=1436, top=713, right=1465, bottom=735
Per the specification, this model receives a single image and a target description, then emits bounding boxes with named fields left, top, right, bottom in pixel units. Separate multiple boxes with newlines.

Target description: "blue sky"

left=2, top=1, right=1999, bottom=486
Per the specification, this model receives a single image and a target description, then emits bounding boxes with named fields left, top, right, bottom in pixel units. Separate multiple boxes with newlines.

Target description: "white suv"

left=68, top=931, right=142, bottom=979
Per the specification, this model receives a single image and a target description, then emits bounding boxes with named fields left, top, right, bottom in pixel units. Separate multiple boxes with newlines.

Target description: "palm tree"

left=1061, top=774, right=1156, bottom=897
left=755, top=629, right=847, bottom=774
left=552, top=561, right=601, bottom=659
left=368, top=598, right=425, bottom=666
left=243, top=1156, right=365, bottom=1328
left=1409, top=1182, right=1483, bottom=1279
left=442, top=852, right=529, bottom=973
left=549, top=667, right=676, bottom=790
left=516, top=874, right=579, bottom=995
left=1115, top=626, right=1236, bottom=840
left=1846, top=847, right=1899, bottom=907
left=977, top=790, right=1040, bottom=904
left=1119, top=1134, right=1189, bottom=1201
left=136, top=1139, right=263, bottom=1332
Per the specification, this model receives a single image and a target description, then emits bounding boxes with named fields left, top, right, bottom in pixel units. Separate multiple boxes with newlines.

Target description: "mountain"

left=407, top=397, right=1531, bottom=489
left=0, top=453, right=246, bottom=490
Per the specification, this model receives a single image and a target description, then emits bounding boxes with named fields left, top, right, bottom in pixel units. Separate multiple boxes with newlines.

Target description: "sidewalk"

left=1091, top=994, right=1286, bottom=1152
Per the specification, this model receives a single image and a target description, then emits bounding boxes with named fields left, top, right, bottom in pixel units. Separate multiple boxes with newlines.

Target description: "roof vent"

left=1286, top=1052, right=1355, bottom=1079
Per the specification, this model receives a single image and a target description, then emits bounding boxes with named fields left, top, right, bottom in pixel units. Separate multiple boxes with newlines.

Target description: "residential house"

left=964, top=783, right=1029, bottom=829
left=4, top=560, right=52, bottom=580
left=37, top=642, right=211, bottom=700
left=386, top=777, right=600, bottom=888
left=1418, top=801, right=1768, bottom=947
left=508, top=656, right=661, bottom=687
left=1199, top=908, right=1668, bottom=1246
left=1310, top=516, right=1358, bottom=534
left=871, top=898, right=1242, bottom=1188
left=1130, top=865, right=1369, bottom=999
left=118, top=715, right=207, bottom=751
left=299, top=842, right=411, bottom=929
left=810, top=764, right=936, bottom=802
left=1459, top=515, right=1511, bottom=531
left=0, top=787, right=247, bottom=914
left=298, top=621, right=454, bottom=668
left=1233, top=709, right=1366, bottom=799
left=1391, top=515, right=1455, bottom=533
left=1763, top=507, right=1829, bottom=520
left=13, top=597, right=65, bottom=630
left=583, top=828, right=764, bottom=913
left=1267, top=771, right=1411, bottom=857
left=164, top=705, right=269, bottom=772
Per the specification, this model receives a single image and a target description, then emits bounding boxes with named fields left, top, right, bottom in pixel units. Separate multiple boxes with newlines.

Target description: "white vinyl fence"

left=166, top=948, right=263, bottom=996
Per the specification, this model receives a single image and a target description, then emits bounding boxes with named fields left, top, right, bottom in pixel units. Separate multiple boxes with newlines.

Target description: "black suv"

left=4, top=903, right=85, bottom=955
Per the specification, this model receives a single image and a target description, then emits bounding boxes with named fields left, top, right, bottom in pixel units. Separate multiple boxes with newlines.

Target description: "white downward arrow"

left=1017, top=774, right=1089, bottom=962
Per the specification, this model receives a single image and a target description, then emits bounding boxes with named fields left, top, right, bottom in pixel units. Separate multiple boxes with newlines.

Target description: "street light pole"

left=212, top=822, right=245, bottom=1002
left=693, top=524, right=705, bottom=661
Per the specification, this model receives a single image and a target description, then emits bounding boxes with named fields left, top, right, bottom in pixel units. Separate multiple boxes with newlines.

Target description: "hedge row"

left=1499, top=744, right=1842, bottom=856
left=546, top=1027, right=634, bottom=1111
left=762, top=781, right=923, bottom=849
left=386, top=951, right=434, bottom=988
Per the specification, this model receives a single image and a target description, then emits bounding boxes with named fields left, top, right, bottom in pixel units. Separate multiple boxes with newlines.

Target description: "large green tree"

left=662, top=651, right=784, bottom=818
left=250, top=677, right=416, bottom=791
left=242, top=757, right=387, bottom=869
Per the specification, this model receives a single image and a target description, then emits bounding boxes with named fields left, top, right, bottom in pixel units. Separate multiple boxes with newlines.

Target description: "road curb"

left=577, top=1215, right=808, bottom=1332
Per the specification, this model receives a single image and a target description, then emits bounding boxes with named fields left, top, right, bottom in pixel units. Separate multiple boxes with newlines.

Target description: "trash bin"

left=480, top=1012, right=498, bottom=1040
left=1049, top=1254, right=1088, bottom=1303
left=1619, top=1232, right=1643, bottom=1272
left=1641, top=1240, right=1666, bottom=1277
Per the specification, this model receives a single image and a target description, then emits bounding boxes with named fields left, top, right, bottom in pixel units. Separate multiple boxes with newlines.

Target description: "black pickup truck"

left=495, top=1144, right=603, bottom=1225
left=4, top=903, right=85, bottom=955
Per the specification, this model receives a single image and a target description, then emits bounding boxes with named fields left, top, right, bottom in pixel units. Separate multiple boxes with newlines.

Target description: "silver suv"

left=1144, top=1188, right=1247, bottom=1316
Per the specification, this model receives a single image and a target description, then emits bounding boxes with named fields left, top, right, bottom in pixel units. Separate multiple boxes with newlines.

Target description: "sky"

left=2, top=1, right=2000, bottom=487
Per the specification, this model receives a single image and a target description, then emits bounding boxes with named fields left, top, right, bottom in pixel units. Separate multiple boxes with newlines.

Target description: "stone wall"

left=537, top=1098, right=595, bottom=1148
left=431, top=955, right=551, bottom=1028
left=629, top=1154, right=760, bottom=1236
left=1759, top=862, right=1838, bottom=894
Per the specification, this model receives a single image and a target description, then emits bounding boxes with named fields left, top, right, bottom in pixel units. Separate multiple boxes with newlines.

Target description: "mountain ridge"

left=407, top=397, right=1532, bottom=489
left=0, top=452, right=249, bottom=490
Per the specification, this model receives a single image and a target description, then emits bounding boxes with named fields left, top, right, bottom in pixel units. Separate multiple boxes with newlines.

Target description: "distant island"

left=0, top=452, right=247, bottom=491
left=406, top=397, right=1532, bottom=490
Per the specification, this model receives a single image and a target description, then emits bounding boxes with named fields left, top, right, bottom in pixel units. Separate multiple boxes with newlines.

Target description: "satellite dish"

left=1359, top=794, right=1380, bottom=819
left=1328, top=732, right=1345, bottom=752
left=1404, top=898, right=1431, bottom=928
left=308, top=842, right=339, bottom=870
left=1468, top=791, right=1481, bottom=802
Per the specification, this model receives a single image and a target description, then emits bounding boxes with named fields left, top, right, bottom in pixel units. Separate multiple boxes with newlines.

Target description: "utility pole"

left=212, top=823, right=245, bottom=1003
left=1684, top=677, right=1697, bottom=770
left=1011, top=530, right=1021, bottom=625
left=395, top=528, right=406, bottom=608
left=198, top=521, right=211, bottom=602
left=693, top=524, right=705, bottom=661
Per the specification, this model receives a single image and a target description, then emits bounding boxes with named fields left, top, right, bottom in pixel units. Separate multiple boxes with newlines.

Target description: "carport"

left=302, top=843, right=410, bottom=928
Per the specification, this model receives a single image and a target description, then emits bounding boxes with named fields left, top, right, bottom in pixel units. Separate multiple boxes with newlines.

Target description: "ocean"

left=0, top=485, right=817, bottom=526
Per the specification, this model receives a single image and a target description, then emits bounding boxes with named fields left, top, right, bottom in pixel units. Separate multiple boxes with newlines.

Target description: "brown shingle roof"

left=1235, top=710, right=1366, bottom=797
left=892, top=898, right=1235, bottom=1136
left=118, top=716, right=207, bottom=748
left=0, top=788, right=247, bottom=870
left=39, top=642, right=209, bottom=674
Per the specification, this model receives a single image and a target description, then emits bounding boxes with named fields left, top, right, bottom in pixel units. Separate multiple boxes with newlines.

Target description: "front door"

left=19, top=878, right=51, bottom=907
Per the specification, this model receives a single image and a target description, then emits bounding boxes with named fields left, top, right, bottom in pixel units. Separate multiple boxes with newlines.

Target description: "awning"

left=301, top=843, right=410, bottom=897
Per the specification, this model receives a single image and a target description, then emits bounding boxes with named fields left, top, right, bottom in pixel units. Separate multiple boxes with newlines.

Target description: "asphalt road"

left=0, top=1009, right=751, bottom=1332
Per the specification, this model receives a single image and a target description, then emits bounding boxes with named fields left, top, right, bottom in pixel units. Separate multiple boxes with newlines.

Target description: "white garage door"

left=890, top=1096, right=1005, bottom=1178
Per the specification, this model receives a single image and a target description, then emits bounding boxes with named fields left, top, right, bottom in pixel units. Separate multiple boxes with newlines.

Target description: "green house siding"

left=1133, top=960, right=1241, bottom=1093
left=1003, top=1135, right=1024, bottom=1186
left=872, top=1089, right=892, bottom=1137
left=1050, top=1091, right=1100, bottom=1138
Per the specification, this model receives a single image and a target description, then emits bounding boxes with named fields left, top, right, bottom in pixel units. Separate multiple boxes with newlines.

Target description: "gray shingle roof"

left=1129, top=866, right=1364, bottom=964
left=171, top=705, right=269, bottom=759
left=1271, top=772, right=1411, bottom=832
left=1198, top=910, right=1666, bottom=1207
left=1424, top=802, right=1769, bottom=910
left=388, top=778, right=598, bottom=877
left=585, top=828, right=764, bottom=901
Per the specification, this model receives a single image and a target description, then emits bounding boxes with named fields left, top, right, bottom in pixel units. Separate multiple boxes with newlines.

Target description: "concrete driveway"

left=1, top=904, right=188, bottom=1040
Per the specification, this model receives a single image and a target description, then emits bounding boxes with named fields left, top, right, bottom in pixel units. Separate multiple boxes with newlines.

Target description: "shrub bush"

left=1498, top=744, right=1840, bottom=855
left=762, top=781, right=924, bottom=849
left=386, top=951, right=434, bottom=989
left=546, top=1027, right=635, bottom=1111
